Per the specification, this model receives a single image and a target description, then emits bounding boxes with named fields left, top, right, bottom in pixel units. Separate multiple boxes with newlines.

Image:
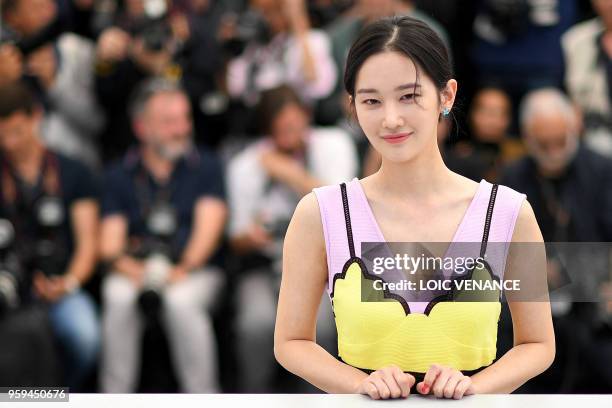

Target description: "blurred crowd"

left=0, top=0, right=611, bottom=394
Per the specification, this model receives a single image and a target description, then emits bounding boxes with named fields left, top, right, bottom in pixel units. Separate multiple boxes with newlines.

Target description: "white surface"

left=7, top=393, right=612, bottom=408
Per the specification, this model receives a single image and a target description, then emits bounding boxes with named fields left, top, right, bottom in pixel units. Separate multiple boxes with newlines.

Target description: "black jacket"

left=500, top=144, right=612, bottom=242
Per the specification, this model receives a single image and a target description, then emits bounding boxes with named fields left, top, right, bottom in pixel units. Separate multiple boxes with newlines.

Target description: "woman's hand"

left=356, top=365, right=415, bottom=400
left=416, top=364, right=476, bottom=399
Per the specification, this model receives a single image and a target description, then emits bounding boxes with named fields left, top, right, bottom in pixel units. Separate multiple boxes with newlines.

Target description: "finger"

left=391, top=368, right=412, bottom=398
left=34, top=271, right=49, bottom=286
left=45, top=280, right=59, bottom=293
left=365, top=381, right=379, bottom=400
left=33, top=276, right=46, bottom=295
left=33, top=276, right=50, bottom=299
left=46, top=287, right=61, bottom=302
left=380, top=368, right=402, bottom=398
left=371, top=376, right=391, bottom=399
left=419, top=364, right=441, bottom=394
left=443, top=374, right=462, bottom=399
left=432, top=367, right=452, bottom=398
left=453, top=377, right=472, bottom=399
left=464, top=381, right=476, bottom=396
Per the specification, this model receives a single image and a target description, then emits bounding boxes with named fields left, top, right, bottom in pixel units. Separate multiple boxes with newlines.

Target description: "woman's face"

left=353, top=51, right=454, bottom=164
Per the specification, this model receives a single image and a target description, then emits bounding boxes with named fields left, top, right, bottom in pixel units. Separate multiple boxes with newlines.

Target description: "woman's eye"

left=401, top=94, right=417, bottom=101
left=362, top=99, right=379, bottom=105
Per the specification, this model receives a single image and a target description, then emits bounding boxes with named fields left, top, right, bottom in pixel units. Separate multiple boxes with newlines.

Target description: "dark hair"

left=0, top=0, right=19, bottom=17
left=0, top=81, right=38, bottom=118
left=471, top=86, right=512, bottom=110
left=255, top=85, right=310, bottom=135
left=344, top=16, right=453, bottom=104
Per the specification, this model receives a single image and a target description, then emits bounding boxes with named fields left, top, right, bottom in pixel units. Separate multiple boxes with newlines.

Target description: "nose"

left=170, top=117, right=192, bottom=139
left=382, top=102, right=405, bottom=131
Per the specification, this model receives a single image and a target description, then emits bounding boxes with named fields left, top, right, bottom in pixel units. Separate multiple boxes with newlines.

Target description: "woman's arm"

left=274, top=192, right=370, bottom=393
left=469, top=199, right=556, bottom=394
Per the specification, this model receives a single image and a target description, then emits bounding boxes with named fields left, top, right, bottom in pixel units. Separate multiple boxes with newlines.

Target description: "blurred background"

left=0, top=0, right=611, bottom=394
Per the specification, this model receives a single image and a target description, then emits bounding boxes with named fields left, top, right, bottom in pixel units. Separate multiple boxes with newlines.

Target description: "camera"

left=141, top=0, right=171, bottom=53
left=31, top=195, right=69, bottom=277
left=263, top=218, right=291, bottom=241
left=138, top=252, right=172, bottom=321
left=0, top=219, right=24, bottom=317
left=262, top=218, right=290, bottom=278
left=135, top=203, right=178, bottom=320
left=141, top=22, right=172, bottom=52
left=222, top=10, right=271, bottom=56
left=483, top=0, right=530, bottom=38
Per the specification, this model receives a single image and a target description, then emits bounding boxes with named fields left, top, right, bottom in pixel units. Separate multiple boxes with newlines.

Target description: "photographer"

left=94, top=0, right=225, bottom=159
left=500, top=88, right=612, bottom=391
left=1, top=0, right=105, bottom=166
left=471, top=0, right=578, bottom=124
left=226, top=85, right=356, bottom=391
left=0, top=81, right=101, bottom=390
left=224, top=0, right=336, bottom=111
left=99, top=78, right=227, bottom=393
left=562, top=0, right=612, bottom=157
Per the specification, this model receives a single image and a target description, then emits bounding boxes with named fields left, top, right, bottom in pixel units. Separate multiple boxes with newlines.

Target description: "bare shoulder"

left=290, top=192, right=323, bottom=233
left=293, top=192, right=322, bottom=222
left=285, top=192, right=326, bottom=255
left=283, top=192, right=328, bottom=283
left=511, top=199, right=544, bottom=243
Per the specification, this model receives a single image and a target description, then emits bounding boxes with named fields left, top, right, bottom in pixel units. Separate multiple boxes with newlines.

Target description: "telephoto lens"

left=0, top=219, right=22, bottom=317
left=138, top=253, right=172, bottom=321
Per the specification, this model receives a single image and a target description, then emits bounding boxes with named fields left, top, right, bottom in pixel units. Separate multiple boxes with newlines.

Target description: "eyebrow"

left=356, top=83, right=421, bottom=94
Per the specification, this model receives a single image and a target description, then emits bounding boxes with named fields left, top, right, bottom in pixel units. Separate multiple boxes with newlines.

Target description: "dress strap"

left=340, top=182, right=356, bottom=258
left=341, top=181, right=499, bottom=260
left=480, top=183, right=499, bottom=258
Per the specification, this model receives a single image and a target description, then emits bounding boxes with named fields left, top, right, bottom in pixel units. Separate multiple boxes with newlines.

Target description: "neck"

left=372, top=136, right=455, bottom=201
left=538, top=165, right=566, bottom=180
left=275, top=141, right=305, bottom=156
left=8, top=140, right=45, bottom=181
left=141, top=146, right=175, bottom=183
left=602, top=30, right=612, bottom=57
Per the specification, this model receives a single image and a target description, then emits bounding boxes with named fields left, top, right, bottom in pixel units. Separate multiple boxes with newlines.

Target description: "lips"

left=381, top=132, right=413, bottom=144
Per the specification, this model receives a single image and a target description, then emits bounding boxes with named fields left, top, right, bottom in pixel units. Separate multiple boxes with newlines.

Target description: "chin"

left=383, top=149, right=419, bottom=164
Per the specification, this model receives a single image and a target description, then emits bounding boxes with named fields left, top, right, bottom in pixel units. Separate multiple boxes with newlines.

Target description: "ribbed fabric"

left=313, top=178, right=526, bottom=373
left=313, top=177, right=526, bottom=305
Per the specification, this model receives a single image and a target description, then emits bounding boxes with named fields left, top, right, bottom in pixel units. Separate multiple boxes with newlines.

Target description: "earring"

left=442, top=107, right=451, bottom=117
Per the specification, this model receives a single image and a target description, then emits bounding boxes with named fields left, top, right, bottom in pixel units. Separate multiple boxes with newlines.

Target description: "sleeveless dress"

left=313, top=178, right=526, bottom=387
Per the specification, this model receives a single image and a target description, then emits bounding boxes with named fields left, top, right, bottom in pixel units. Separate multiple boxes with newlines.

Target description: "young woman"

left=274, top=16, right=555, bottom=399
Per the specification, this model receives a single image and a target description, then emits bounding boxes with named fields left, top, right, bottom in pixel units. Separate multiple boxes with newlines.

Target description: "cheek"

left=354, top=106, right=380, bottom=132
left=1, top=133, right=23, bottom=150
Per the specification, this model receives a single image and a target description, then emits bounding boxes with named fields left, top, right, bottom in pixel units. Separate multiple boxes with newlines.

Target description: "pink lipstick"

left=381, top=132, right=413, bottom=144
